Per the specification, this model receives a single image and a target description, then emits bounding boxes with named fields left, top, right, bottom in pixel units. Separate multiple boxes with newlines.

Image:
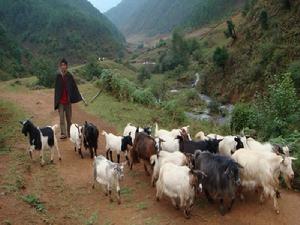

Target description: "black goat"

left=193, top=150, right=242, bottom=215
left=83, top=121, right=99, bottom=159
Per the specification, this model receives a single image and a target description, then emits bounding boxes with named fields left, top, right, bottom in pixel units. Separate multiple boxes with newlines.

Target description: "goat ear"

left=290, top=157, right=297, bottom=161
left=19, top=121, right=24, bottom=125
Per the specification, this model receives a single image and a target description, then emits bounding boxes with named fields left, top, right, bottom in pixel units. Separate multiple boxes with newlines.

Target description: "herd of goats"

left=19, top=119, right=296, bottom=218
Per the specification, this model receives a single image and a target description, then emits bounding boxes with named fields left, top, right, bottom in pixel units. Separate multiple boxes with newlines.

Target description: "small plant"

left=22, top=194, right=46, bottom=213
left=85, top=212, right=98, bottom=225
left=137, top=202, right=148, bottom=210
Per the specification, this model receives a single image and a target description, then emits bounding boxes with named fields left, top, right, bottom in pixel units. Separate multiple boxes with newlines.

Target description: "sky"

left=88, top=0, right=122, bottom=13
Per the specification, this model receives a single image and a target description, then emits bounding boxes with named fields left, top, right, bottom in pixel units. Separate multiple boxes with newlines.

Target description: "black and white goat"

left=83, top=121, right=99, bottom=159
left=102, top=131, right=133, bottom=163
left=19, top=120, right=61, bottom=166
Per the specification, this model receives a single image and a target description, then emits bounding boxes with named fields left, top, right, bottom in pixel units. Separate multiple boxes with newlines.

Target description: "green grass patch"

left=136, top=202, right=148, bottom=211
left=84, top=212, right=99, bottom=225
left=22, top=194, right=46, bottom=213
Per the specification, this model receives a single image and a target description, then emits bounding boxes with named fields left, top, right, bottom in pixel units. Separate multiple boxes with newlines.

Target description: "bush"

left=213, top=47, right=229, bottom=75
left=33, top=58, right=56, bottom=88
left=208, top=100, right=221, bottom=114
left=137, top=67, right=151, bottom=83
left=97, top=69, right=155, bottom=106
left=259, top=10, right=268, bottom=30
left=255, top=73, right=300, bottom=139
left=163, top=100, right=186, bottom=123
left=231, top=103, right=258, bottom=133
left=146, top=79, right=168, bottom=101
left=132, top=89, right=156, bottom=106
left=288, top=60, right=300, bottom=93
left=84, top=60, right=102, bottom=81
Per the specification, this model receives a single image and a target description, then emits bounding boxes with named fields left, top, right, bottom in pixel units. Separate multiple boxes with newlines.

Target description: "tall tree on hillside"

left=171, top=30, right=189, bottom=69
left=213, top=47, right=229, bottom=77
left=224, top=20, right=237, bottom=40
left=259, top=10, right=268, bottom=30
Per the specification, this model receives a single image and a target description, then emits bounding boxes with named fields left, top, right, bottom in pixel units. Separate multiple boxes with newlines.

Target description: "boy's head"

left=60, top=58, right=68, bottom=74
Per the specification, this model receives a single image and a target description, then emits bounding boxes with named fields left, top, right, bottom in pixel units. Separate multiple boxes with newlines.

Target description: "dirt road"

left=1, top=85, right=300, bottom=225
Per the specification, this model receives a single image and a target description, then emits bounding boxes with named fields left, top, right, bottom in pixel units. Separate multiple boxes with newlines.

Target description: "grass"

left=22, top=194, right=46, bottom=213
left=136, top=202, right=148, bottom=210
left=79, top=83, right=225, bottom=135
left=84, top=212, right=99, bottom=225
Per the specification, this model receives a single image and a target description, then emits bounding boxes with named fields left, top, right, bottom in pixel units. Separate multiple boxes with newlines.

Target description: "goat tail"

left=52, top=124, right=59, bottom=133
left=101, top=130, right=107, bottom=136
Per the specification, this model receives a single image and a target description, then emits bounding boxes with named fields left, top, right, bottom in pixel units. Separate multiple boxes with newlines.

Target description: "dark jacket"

left=54, top=72, right=82, bottom=110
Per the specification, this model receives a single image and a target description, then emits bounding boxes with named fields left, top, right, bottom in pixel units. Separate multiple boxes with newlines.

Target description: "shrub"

left=255, top=73, right=300, bottom=138
left=231, top=103, right=258, bottom=133
left=224, top=20, right=237, bottom=40
left=33, top=58, right=56, bottom=88
left=208, top=100, right=221, bottom=114
left=162, top=100, right=186, bottom=123
left=137, top=67, right=151, bottom=83
left=259, top=10, right=268, bottom=30
left=132, top=89, right=156, bottom=106
left=84, top=60, right=102, bottom=81
left=288, top=60, right=300, bottom=93
left=213, top=47, right=229, bottom=75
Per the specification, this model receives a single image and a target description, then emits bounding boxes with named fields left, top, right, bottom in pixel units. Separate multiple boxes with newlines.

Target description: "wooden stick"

left=90, top=90, right=103, bottom=103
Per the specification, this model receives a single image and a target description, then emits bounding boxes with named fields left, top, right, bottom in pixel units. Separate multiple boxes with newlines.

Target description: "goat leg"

left=117, top=154, right=120, bottom=164
left=204, top=189, right=214, bottom=203
left=89, top=147, right=94, bottom=159
left=219, top=198, right=226, bottom=216
left=110, top=151, right=113, bottom=162
left=79, top=148, right=84, bottom=159
left=94, top=148, right=97, bottom=157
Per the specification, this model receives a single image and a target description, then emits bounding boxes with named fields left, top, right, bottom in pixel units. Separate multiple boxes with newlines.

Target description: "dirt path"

left=1, top=85, right=300, bottom=225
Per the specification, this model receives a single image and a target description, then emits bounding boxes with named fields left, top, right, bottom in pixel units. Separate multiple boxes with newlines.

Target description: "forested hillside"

left=204, top=0, right=300, bottom=101
left=106, top=0, right=244, bottom=38
left=0, top=0, right=125, bottom=80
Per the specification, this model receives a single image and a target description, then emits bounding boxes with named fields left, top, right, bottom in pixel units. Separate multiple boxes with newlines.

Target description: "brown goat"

left=130, top=132, right=158, bottom=175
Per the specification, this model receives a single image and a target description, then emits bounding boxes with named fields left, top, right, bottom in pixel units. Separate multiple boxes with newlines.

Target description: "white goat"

left=92, top=156, right=125, bottom=204
left=150, top=151, right=189, bottom=186
left=156, top=163, right=202, bottom=218
left=155, top=123, right=191, bottom=140
left=123, top=123, right=151, bottom=142
left=232, top=149, right=296, bottom=214
left=70, top=123, right=84, bottom=158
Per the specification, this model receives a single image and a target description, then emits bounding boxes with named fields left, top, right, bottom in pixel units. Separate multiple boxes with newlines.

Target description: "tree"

left=255, top=73, right=300, bottom=138
left=224, top=20, right=237, bottom=40
left=259, top=10, right=268, bottom=30
left=33, top=58, right=56, bottom=88
left=213, top=47, right=229, bottom=76
left=137, top=67, right=150, bottom=83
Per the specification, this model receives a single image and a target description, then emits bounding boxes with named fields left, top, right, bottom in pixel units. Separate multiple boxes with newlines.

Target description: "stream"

left=170, top=74, right=234, bottom=126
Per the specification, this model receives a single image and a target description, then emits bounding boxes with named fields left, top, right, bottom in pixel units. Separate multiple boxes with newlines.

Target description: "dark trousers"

left=58, top=103, right=72, bottom=137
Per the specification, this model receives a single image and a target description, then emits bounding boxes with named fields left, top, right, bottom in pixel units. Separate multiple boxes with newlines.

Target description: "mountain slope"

left=0, top=0, right=125, bottom=79
left=204, top=0, right=300, bottom=101
left=106, top=0, right=244, bottom=38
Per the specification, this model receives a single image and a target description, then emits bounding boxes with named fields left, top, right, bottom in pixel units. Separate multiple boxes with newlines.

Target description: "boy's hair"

left=60, top=58, right=68, bottom=66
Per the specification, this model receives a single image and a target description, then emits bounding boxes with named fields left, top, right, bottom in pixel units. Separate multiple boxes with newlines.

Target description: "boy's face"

left=60, top=63, right=68, bottom=74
